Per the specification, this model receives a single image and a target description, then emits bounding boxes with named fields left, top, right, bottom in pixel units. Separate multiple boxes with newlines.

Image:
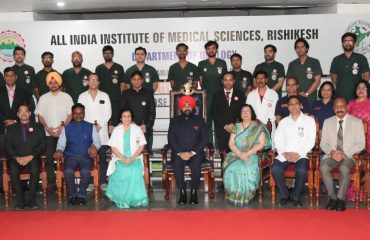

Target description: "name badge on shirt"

left=298, top=127, right=304, bottom=137
left=99, top=100, right=105, bottom=104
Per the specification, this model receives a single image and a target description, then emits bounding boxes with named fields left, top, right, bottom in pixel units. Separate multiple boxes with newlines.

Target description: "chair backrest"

left=170, top=89, right=207, bottom=121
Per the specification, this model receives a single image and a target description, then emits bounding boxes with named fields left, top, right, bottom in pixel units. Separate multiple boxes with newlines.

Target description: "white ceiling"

left=0, top=0, right=369, bottom=13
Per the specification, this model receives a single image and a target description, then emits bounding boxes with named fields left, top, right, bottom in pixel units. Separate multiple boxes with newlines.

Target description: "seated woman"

left=347, top=80, right=370, bottom=153
left=106, top=108, right=149, bottom=208
left=310, top=81, right=335, bottom=129
left=223, top=104, right=271, bottom=206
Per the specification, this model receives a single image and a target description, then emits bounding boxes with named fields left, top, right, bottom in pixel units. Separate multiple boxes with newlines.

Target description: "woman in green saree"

left=223, top=104, right=271, bottom=206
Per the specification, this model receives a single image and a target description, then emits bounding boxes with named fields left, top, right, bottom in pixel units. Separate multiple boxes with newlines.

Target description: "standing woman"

left=106, top=108, right=149, bottom=208
left=347, top=79, right=370, bottom=153
left=310, top=81, right=335, bottom=129
left=223, top=104, right=271, bottom=205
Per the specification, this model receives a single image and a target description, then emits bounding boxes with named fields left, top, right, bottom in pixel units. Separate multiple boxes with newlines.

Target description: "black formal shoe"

left=189, top=189, right=198, bottom=205
left=13, top=204, right=25, bottom=211
left=278, top=197, right=289, bottom=207
left=336, top=199, right=346, bottom=211
left=29, top=201, right=40, bottom=210
left=293, top=199, right=303, bottom=207
left=68, top=197, right=76, bottom=206
left=178, top=190, right=187, bottom=205
left=326, top=199, right=337, bottom=210
left=76, top=197, right=86, bottom=205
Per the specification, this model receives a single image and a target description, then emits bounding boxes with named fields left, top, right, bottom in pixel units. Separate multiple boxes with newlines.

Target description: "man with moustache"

left=95, top=45, right=124, bottom=126
left=230, top=53, right=253, bottom=97
left=168, top=43, right=200, bottom=91
left=198, top=40, right=227, bottom=144
left=330, top=32, right=370, bottom=101
left=168, top=96, right=208, bottom=205
left=62, top=51, right=92, bottom=103
left=253, top=44, right=285, bottom=97
left=320, top=98, right=365, bottom=211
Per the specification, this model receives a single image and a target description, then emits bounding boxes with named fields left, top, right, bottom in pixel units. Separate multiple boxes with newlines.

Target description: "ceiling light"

left=57, top=2, right=65, bottom=7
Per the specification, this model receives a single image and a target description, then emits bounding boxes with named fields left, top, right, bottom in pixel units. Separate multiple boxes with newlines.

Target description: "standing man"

left=286, top=38, right=322, bottom=105
left=5, top=103, right=46, bottom=209
left=12, top=46, right=36, bottom=98
left=35, top=51, right=61, bottom=99
left=230, top=53, right=253, bottom=97
left=123, top=46, right=159, bottom=92
left=168, top=96, right=208, bottom=205
left=330, top=32, right=370, bottom=101
left=253, top=44, right=285, bottom=97
left=95, top=45, right=124, bottom=126
left=168, top=43, right=200, bottom=91
left=35, top=72, right=73, bottom=191
left=198, top=40, right=227, bottom=144
left=63, top=51, right=92, bottom=103
left=78, top=73, right=111, bottom=191
left=121, top=71, right=156, bottom=154
left=320, top=98, right=365, bottom=211
left=213, top=72, right=245, bottom=153
left=272, top=96, right=316, bottom=207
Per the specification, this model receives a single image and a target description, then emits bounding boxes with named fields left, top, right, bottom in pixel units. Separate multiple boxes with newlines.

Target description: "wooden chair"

left=161, top=85, right=215, bottom=200
left=2, top=155, right=47, bottom=208
left=313, top=121, right=369, bottom=209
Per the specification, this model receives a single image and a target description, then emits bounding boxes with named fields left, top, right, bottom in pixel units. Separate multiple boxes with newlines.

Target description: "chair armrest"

left=206, top=143, right=215, bottom=163
left=55, top=154, right=63, bottom=171
left=161, top=144, right=170, bottom=164
left=268, top=150, right=277, bottom=165
left=1, top=156, right=7, bottom=174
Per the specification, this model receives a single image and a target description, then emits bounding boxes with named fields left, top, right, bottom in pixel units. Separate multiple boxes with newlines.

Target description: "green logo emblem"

left=0, top=30, right=26, bottom=62
left=346, top=20, right=370, bottom=54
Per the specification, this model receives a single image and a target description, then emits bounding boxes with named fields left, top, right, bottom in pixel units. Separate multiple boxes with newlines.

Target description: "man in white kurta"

left=35, top=72, right=74, bottom=190
left=271, top=95, right=316, bottom=207
left=78, top=73, right=111, bottom=190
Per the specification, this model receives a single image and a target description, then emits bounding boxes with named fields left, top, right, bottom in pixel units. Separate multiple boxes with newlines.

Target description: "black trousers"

left=173, top=154, right=202, bottom=191
left=9, top=158, right=41, bottom=205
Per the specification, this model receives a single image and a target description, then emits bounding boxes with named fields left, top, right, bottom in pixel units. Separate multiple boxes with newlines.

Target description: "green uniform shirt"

left=95, top=62, right=124, bottom=125
left=253, top=61, right=285, bottom=97
left=62, top=67, right=92, bottom=103
left=168, top=61, right=200, bottom=91
left=231, top=69, right=253, bottom=94
left=198, top=58, right=227, bottom=113
left=12, top=63, right=36, bottom=96
left=330, top=52, right=370, bottom=101
left=286, top=56, right=322, bottom=102
left=35, top=69, right=62, bottom=97
left=124, top=64, right=159, bottom=90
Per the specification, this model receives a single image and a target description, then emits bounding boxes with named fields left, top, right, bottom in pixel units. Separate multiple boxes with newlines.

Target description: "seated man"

left=168, top=96, right=208, bottom=205
left=54, top=103, right=101, bottom=205
left=5, top=103, right=46, bottom=210
left=320, top=98, right=365, bottom=211
left=272, top=96, right=316, bottom=207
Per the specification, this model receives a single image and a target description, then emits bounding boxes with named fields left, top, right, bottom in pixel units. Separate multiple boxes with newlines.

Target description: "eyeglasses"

left=357, top=86, right=367, bottom=90
left=342, top=40, right=354, bottom=44
left=18, top=110, right=30, bottom=114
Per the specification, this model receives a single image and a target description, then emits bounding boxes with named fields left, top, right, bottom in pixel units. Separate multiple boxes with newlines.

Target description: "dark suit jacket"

left=5, top=121, right=46, bottom=160
left=212, top=89, right=245, bottom=150
left=0, top=86, right=32, bottom=134
left=168, top=114, right=208, bottom=156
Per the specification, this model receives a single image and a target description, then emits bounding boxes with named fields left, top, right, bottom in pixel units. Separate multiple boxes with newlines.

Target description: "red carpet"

left=0, top=210, right=369, bottom=240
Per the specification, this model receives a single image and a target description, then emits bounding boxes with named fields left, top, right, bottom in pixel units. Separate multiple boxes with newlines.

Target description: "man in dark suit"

left=168, top=96, right=208, bottom=205
left=213, top=72, right=245, bottom=153
left=5, top=103, right=46, bottom=210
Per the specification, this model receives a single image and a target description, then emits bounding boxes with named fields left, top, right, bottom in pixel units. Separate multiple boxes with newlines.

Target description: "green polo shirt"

left=35, top=69, right=62, bottom=97
left=198, top=58, right=227, bottom=113
left=286, top=56, right=322, bottom=102
left=231, top=69, right=253, bottom=94
left=12, top=63, right=36, bottom=96
left=168, top=61, right=200, bottom=91
left=330, top=52, right=370, bottom=101
left=0, top=72, right=4, bottom=87
left=62, top=67, right=92, bottom=103
left=124, top=64, right=159, bottom=90
left=253, top=61, right=285, bottom=97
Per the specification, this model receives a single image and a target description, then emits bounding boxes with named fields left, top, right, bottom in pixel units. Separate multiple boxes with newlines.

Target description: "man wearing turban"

left=35, top=72, right=74, bottom=191
left=168, top=95, right=208, bottom=205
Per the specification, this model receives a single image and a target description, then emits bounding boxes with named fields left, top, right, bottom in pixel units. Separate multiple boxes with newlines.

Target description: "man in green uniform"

left=168, top=43, right=200, bottom=91
left=330, top=32, right=370, bottom=101
left=230, top=53, right=253, bottom=97
left=286, top=38, right=322, bottom=105
left=12, top=46, right=36, bottom=98
left=95, top=45, right=125, bottom=126
left=35, top=51, right=62, bottom=99
left=198, top=40, right=227, bottom=144
left=253, top=44, right=285, bottom=97
left=123, top=47, right=159, bottom=92
left=62, top=51, right=92, bottom=103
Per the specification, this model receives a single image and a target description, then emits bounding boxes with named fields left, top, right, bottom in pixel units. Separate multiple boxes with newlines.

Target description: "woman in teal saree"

left=223, top=104, right=271, bottom=206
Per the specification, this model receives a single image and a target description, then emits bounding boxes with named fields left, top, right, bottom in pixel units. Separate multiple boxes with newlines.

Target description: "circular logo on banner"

left=346, top=20, right=370, bottom=54
left=0, top=30, right=26, bottom=63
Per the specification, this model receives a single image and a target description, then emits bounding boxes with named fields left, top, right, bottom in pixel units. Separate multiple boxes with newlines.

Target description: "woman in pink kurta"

left=347, top=80, right=370, bottom=153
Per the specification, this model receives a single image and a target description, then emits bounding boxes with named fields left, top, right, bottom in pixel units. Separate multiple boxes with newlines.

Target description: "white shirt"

left=246, top=87, right=278, bottom=124
left=35, top=91, right=74, bottom=136
left=6, top=85, right=15, bottom=108
left=274, top=112, right=316, bottom=162
left=78, top=90, right=112, bottom=145
left=224, top=88, right=233, bottom=106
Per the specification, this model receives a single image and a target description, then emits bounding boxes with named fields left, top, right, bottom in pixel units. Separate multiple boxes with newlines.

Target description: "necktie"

left=225, top=92, right=231, bottom=106
left=337, top=120, right=343, bottom=151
